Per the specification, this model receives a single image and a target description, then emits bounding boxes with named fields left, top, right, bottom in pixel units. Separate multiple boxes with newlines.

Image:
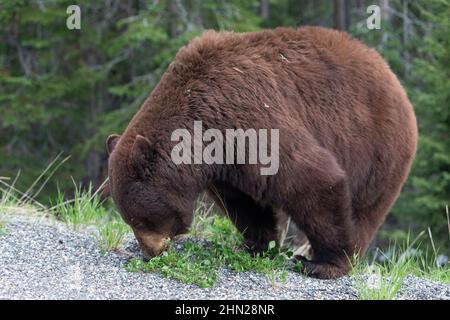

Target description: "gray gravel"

left=0, top=214, right=449, bottom=300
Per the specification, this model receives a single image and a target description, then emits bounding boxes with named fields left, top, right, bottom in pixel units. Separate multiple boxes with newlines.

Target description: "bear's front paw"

left=244, top=239, right=271, bottom=255
left=299, top=260, right=350, bottom=279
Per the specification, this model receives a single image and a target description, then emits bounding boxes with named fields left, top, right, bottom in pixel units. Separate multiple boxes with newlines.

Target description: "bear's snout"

left=133, top=231, right=168, bottom=259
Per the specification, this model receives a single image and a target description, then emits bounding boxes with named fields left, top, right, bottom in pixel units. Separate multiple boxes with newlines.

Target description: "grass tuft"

left=51, top=182, right=106, bottom=229
left=50, top=179, right=130, bottom=253
left=96, top=220, right=129, bottom=254
left=0, top=154, right=70, bottom=213
left=352, top=252, right=410, bottom=300
left=352, top=227, right=450, bottom=300
left=0, top=218, right=6, bottom=235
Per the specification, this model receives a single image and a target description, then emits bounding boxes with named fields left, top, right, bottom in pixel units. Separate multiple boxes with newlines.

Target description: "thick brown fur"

left=106, top=27, right=417, bottom=279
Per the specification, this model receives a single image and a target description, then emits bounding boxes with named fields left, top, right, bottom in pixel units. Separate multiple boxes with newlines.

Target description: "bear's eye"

left=133, top=221, right=146, bottom=230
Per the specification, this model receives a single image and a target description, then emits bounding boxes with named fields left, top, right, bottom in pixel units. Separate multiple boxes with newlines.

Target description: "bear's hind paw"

left=299, top=260, right=350, bottom=279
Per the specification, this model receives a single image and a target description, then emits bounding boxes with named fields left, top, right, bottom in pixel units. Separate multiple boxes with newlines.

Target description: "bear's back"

left=169, top=27, right=417, bottom=206
left=171, top=26, right=415, bottom=155
left=172, top=27, right=409, bottom=132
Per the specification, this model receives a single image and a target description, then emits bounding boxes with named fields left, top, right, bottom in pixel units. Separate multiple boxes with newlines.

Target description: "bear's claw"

left=299, top=260, right=350, bottom=279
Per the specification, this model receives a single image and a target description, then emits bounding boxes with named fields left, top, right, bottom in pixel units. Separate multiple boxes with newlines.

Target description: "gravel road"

left=0, top=214, right=449, bottom=300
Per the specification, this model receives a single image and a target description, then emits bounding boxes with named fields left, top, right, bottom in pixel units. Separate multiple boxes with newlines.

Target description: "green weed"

left=50, top=180, right=131, bottom=252
left=0, top=218, right=6, bottom=235
left=126, top=206, right=296, bottom=288
left=96, top=220, right=130, bottom=254
left=0, top=154, right=70, bottom=214
left=352, top=227, right=450, bottom=300
left=51, top=182, right=106, bottom=229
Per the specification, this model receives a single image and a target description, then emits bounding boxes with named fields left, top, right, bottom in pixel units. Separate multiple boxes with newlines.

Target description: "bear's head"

left=106, top=134, right=192, bottom=259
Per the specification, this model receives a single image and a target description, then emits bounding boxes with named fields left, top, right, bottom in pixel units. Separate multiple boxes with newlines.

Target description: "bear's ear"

left=131, top=135, right=155, bottom=168
left=106, top=134, right=121, bottom=155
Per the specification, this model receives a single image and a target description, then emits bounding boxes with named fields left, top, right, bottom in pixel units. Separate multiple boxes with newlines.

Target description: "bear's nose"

left=133, top=231, right=168, bottom=259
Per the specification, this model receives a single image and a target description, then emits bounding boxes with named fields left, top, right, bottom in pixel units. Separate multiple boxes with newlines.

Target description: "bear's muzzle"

left=133, top=231, right=168, bottom=259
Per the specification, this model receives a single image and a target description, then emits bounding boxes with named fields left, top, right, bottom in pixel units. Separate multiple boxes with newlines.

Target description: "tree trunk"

left=260, top=0, right=269, bottom=20
left=334, top=0, right=349, bottom=30
left=345, top=0, right=351, bottom=29
left=380, top=0, right=390, bottom=21
left=167, top=0, right=178, bottom=38
left=402, top=0, right=411, bottom=77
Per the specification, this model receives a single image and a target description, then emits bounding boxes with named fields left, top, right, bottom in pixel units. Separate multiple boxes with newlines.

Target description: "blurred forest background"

left=0, top=0, right=449, bottom=251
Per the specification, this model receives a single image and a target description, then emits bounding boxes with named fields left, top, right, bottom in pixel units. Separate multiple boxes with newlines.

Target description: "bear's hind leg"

left=284, top=150, right=356, bottom=279
left=351, top=188, right=405, bottom=257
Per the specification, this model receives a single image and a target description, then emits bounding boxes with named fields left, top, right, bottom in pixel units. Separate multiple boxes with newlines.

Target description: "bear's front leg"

left=209, top=183, right=278, bottom=254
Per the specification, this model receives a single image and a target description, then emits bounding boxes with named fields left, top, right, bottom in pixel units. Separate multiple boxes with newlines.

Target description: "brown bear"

left=106, top=27, right=417, bottom=279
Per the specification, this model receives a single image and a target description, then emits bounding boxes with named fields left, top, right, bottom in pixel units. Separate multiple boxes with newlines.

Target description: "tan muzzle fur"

left=134, top=231, right=168, bottom=258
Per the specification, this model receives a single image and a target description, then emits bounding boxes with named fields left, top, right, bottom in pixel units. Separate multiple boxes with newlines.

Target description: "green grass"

left=0, top=154, right=70, bottom=214
left=0, top=159, right=131, bottom=254
left=1, top=164, right=60, bottom=235
left=96, top=219, right=130, bottom=254
left=0, top=176, right=12, bottom=235
left=51, top=182, right=107, bottom=229
left=125, top=199, right=297, bottom=288
left=1, top=174, right=29, bottom=214
left=50, top=180, right=131, bottom=253
left=125, top=222, right=293, bottom=288
left=352, top=227, right=450, bottom=300
left=0, top=176, right=17, bottom=210
left=0, top=217, right=6, bottom=235
left=352, top=250, right=414, bottom=300
left=0, top=155, right=131, bottom=254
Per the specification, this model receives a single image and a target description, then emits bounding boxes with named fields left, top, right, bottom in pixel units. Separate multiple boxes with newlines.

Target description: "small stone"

left=436, top=255, right=448, bottom=268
